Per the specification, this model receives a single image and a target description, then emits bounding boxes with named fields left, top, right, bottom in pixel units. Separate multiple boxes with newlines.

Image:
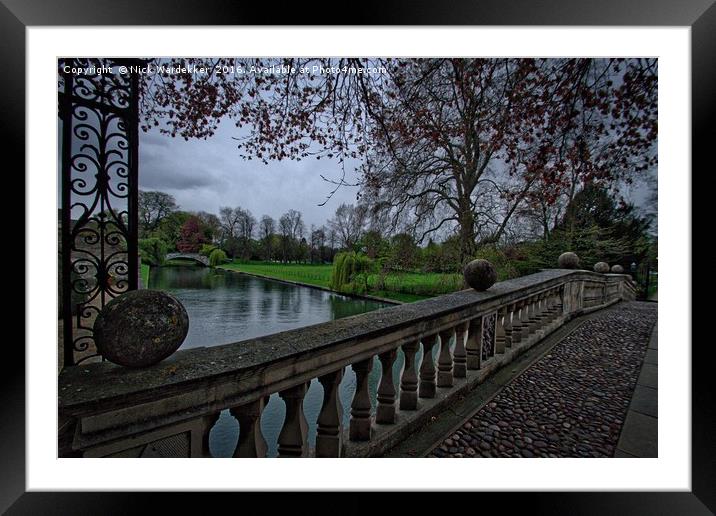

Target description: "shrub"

left=199, top=243, right=218, bottom=257
left=473, top=244, right=519, bottom=281
left=138, top=237, right=168, bottom=266
left=209, top=248, right=228, bottom=267
left=330, top=251, right=373, bottom=292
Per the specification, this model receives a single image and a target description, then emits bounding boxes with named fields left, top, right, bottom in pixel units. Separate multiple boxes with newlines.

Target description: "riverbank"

left=217, top=264, right=406, bottom=305
left=219, top=261, right=453, bottom=304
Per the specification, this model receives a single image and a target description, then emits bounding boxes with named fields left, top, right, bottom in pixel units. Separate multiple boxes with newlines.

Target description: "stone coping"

left=58, top=269, right=633, bottom=413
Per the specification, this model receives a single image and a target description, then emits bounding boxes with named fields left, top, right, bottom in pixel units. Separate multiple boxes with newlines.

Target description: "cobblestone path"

left=430, top=302, right=657, bottom=458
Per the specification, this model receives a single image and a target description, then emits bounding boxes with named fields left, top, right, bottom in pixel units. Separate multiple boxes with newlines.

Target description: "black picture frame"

left=6, top=0, right=709, bottom=513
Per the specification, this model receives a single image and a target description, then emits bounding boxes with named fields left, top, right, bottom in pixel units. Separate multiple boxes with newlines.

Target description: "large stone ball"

left=611, top=264, right=625, bottom=274
left=558, top=252, right=580, bottom=269
left=463, top=259, right=497, bottom=291
left=593, top=261, right=610, bottom=274
left=94, top=289, right=189, bottom=368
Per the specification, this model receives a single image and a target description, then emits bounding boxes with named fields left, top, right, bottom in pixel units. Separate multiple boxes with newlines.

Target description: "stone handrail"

left=58, top=269, right=636, bottom=458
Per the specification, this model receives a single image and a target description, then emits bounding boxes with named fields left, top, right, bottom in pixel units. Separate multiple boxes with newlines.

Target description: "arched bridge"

left=165, top=252, right=210, bottom=266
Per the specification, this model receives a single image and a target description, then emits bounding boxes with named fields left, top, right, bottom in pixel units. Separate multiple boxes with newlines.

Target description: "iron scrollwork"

left=59, top=58, right=141, bottom=366
left=481, top=311, right=497, bottom=361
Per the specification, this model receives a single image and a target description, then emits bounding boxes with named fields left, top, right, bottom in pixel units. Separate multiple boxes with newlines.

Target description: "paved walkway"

left=429, top=302, right=658, bottom=458
left=615, top=324, right=658, bottom=457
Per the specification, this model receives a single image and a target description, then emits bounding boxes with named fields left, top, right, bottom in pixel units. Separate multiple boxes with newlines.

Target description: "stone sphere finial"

left=594, top=262, right=610, bottom=273
left=463, top=259, right=497, bottom=291
left=558, top=252, right=580, bottom=269
left=610, top=264, right=625, bottom=274
left=94, top=289, right=189, bottom=368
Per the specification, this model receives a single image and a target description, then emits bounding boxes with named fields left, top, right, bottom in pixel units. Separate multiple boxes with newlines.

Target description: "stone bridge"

left=165, top=252, right=209, bottom=266
left=58, top=269, right=648, bottom=458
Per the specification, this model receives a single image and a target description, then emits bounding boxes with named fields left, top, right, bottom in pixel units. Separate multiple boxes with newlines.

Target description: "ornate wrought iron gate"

left=59, top=58, right=141, bottom=366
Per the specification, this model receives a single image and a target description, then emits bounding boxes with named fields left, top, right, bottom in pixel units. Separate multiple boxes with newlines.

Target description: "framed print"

left=7, top=0, right=711, bottom=513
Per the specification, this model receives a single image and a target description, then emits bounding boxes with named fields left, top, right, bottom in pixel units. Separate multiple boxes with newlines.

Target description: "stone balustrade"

left=58, top=269, right=637, bottom=458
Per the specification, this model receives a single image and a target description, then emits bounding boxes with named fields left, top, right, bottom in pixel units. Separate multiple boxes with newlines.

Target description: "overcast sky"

left=139, top=121, right=362, bottom=229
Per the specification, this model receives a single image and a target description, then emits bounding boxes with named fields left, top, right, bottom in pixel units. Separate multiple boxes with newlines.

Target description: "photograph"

left=56, top=56, right=659, bottom=460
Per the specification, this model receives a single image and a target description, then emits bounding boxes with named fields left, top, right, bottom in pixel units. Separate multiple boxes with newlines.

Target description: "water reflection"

left=149, top=265, right=401, bottom=456
left=149, top=266, right=388, bottom=350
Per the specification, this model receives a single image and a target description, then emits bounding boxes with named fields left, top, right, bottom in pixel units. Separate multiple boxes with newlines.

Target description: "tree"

left=330, top=251, right=373, bottom=293
left=361, top=229, right=387, bottom=260
left=328, top=203, right=367, bottom=251
left=218, top=206, right=256, bottom=259
left=237, top=208, right=256, bottom=260
left=177, top=216, right=208, bottom=253
left=516, top=59, right=658, bottom=248
left=195, top=211, right=221, bottom=243
left=138, top=237, right=168, bottom=266
left=278, top=213, right=293, bottom=262
left=139, top=190, right=178, bottom=236
left=154, top=210, right=191, bottom=250
left=219, top=206, right=242, bottom=243
left=208, top=248, right=228, bottom=267
left=259, top=215, right=276, bottom=261
left=388, top=233, right=420, bottom=271
left=529, top=183, right=654, bottom=270
left=138, top=58, right=656, bottom=265
left=310, top=225, right=327, bottom=263
left=277, top=209, right=305, bottom=262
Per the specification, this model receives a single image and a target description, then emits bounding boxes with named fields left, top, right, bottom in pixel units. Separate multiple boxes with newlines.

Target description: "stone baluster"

left=495, top=306, right=507, bottom=354
left=376, top=350, right=398, bottom=424
left=453, top=322, right=468, bottom=378
left=399, top=340, right=420, bottom=410
left=466, top=317, right=483, bottom=370
left=231, top=398, right=268, bottom=458
left=503, top=303, right=515, bottom=348
left=536, top=292, right=548, bottom=332
left=511, top=301, right=524, bottom=344
left=277, top=383, right=309, bottom=457
left=200, top=412, right=220, bottom=458
left=349, top=358, right=374, bottom=441
left=541, top=290, right=551, bottom=321
left=316, top=368, right=344, bottom=457
left=547, top=289, right=559, bottom=321
left=539, top=291, right=549, bottom=322
left=437, top=327, right=455, bottom=388
left=520, top=297, right=532, bottom=340
left=419, top=334, right=438, bottom=398
left=545, top=290, right=555, bottom=319
left=527, top=294, right=540, bottom=332
left=529, top=293, right=543, bottom=331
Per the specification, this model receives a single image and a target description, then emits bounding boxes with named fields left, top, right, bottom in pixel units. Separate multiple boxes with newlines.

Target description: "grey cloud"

left=138, top=122, right=361, bottom=229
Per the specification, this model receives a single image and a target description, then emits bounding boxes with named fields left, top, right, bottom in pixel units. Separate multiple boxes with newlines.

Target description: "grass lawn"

left=141, top=263, right=150, bottom=287
left=220, top=261, right=333, bottom=289
left=366, top=271, right=463, bottom=298
left=219, top=261, right=462, bottom=303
